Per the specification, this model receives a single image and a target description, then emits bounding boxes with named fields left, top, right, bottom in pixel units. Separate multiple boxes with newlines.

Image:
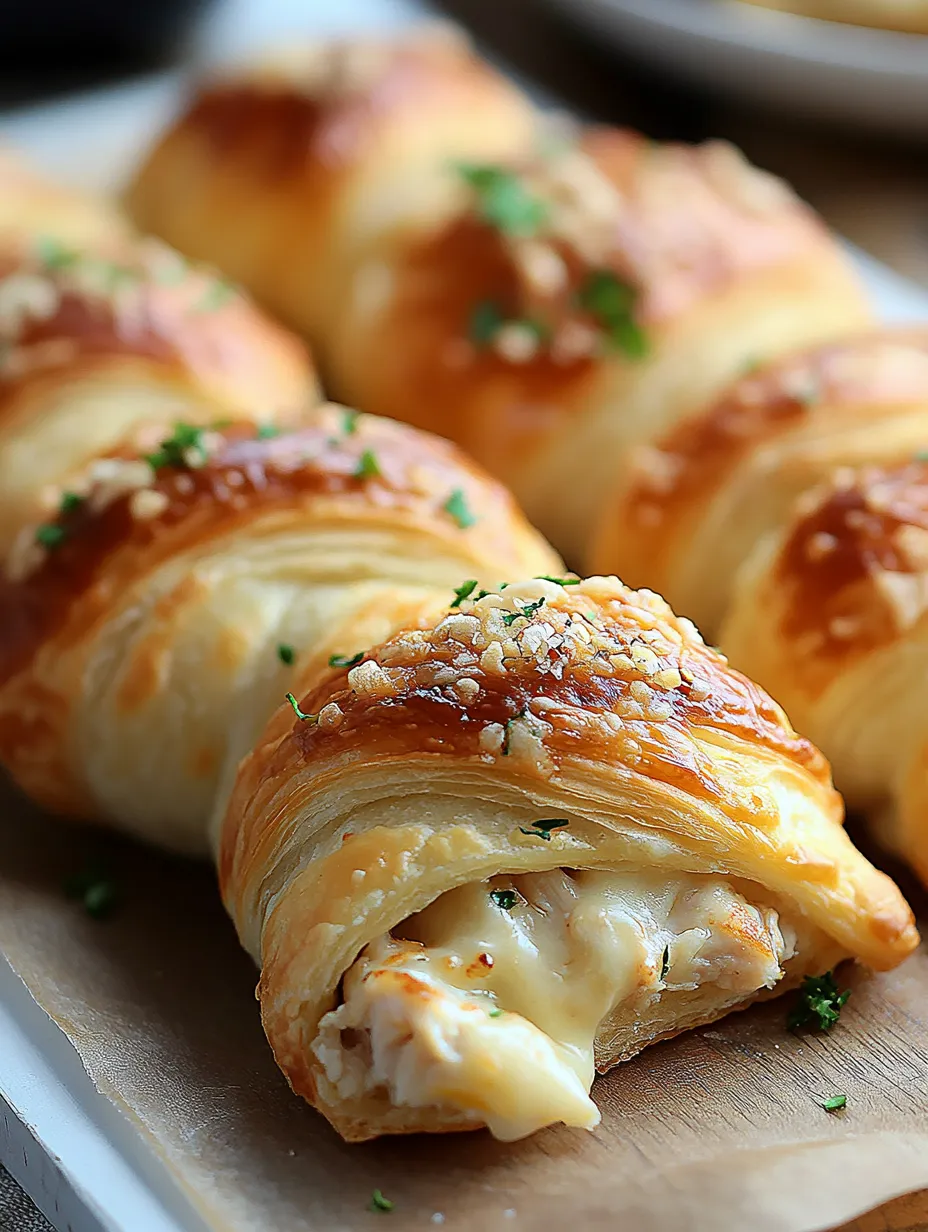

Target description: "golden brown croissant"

left=0, top=148, right=133, bottom=255
left=0, top=405, right=559, bottom=852
left=0, top=235, right=317, bottom=559
left=736, top=0, right=928, bottom=34
left=592, top=331, right=928, bottom=636
left=220, top=575, right=917, bottom=1142
left=721, top=460, right=928, bottom=882
left=321, top=128, right=872, bottom=562
left=126, top=28, right=537, bottom=350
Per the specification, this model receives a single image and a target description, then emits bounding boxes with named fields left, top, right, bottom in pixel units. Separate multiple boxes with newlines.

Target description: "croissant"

left=220, top=574, right=917, bottom=1142
left=0, top=404, right=560, bottom=853
left=736, top=0, right=928, bottom=34
left=0, top=148, right=132, bottom=255
left=126, top=28, right=537, bottom=350
left=721, top=460, right=928, bottom=883
left=592, top=331, right=928, bottom=636
left=0, top=234, right=316, bottom=559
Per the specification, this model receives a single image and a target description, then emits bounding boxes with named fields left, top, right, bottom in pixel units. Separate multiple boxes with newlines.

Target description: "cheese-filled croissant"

left=0, top=406, right=559, bottom=853
left=126, top=28, right=537, bottom=349
left=722, top=460, right=928, bottom=883
left=592, top=331, right=928, bottom=637
left=0, top=148, right=132, bottom=255
left=220, top=576, right=917, bottom=1143
left=324, top=127, right=871, bottom=561
left=0, top=235, right=316, bottom=558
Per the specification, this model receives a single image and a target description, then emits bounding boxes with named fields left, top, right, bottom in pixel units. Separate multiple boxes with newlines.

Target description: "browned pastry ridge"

left=0, top=233, right=317, bottom=558
left=737, top=0, right=928, bottom=35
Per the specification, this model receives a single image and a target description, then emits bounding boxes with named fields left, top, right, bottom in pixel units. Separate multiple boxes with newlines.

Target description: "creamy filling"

left=312, top=869, right=794, bottom=1140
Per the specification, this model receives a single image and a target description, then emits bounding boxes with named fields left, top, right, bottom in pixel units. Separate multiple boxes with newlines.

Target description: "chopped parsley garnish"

left=443, top=487, right=477, bottom=529
left=34, top=235, right=78, bottom=270
left=660, top=946, right=670, bottom=980
left=59, top=491, right=84, bottom=515
left=154, top=254, right=190, bottom=285
left=145, top=422, right=209, bottom=471
left=456, top=163, right=548, bottom=237
left=536, top=574, right=580, bottom=585
left=35, top=523, right=66, bottom=549
left=285, top=692, right=317, bottom=723
left=329, top=652, right=364, bottom=669
left=256, top=422, right=280, bottom=439
left=518, top=818, right=569, bottom=841
left=194, top=277, right=236, bottom=312
left=354, top=449, right=380, bottom=479
left=490, top=889, right=519, bottom=910
left=450, top=579, right=479, bottom=608
left=64, top=863, right=118, bottom=920
left=501, top=709, right=527, bottom=756
left=369, top=1190, right=394, bottom=1213
left=915, top=449, right=928, bottom=463
left=502, top=597, right=545, bottom=626
left=787, top=971, right=851, bottom=1032
left=277, top=644, right=295, bottom=665
left=488, top=1008, right=504, bottom=1018
left=469, top=300, right=505, bottom=347
left=576, top=269, right=648, bottom=359
left=820, top=1094, right=847, bottom=1113
left=342, top=409, right=360, bottom=435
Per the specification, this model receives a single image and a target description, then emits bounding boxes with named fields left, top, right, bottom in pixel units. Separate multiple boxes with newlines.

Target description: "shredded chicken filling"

left=312, top=868, right=794, bottom=1140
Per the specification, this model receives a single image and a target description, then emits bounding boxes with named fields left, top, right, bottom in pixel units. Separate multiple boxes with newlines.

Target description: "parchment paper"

left=1, top=778, right=926, bottom=1232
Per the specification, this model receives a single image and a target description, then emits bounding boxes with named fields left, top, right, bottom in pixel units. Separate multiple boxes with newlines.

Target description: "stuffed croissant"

left=220, top=575, right=917, bottom=1142
left=722, top=460, right=928, bottom=884
left=0, top=405, right=559, bottom=853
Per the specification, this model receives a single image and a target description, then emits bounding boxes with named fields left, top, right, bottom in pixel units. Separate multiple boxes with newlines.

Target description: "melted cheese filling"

left=312, top=869, right=794, bottom=1140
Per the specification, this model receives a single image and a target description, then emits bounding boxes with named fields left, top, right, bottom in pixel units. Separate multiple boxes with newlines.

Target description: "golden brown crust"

left=0, top=148, right=133, bottom=254
left=126, top=30, right=537, bottom=344
left=592, top=330, right=928, bottom=635
left=328, top=128, right=871, bottom=559
left=721, top=460, right=928, bottom=884
left=738, top=0, right=928, bottom=34
left=0, top=238, right=314, bottom=418
left=219, top=575, right=916, bottom=1140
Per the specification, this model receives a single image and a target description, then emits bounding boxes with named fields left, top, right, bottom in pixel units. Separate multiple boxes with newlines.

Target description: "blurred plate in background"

left=540, top=0, right=928, bottom=135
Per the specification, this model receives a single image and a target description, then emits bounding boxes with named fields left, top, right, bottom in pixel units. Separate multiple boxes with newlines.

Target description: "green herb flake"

left=787, top=971, right=851, bottom=1032
left=576, top=269, right=648, bottom=359
left=354, top=449, right=381, bottom=480
left=488, top=1008, right=504, bottom=1018
left=369, top=1189, right=394, bottom=1213
left=820, top=1094, right=847, bottom=1113
left=59, top=491, right=84, bottom=516
left=502, top=597, right=545, bottom=627
left=64, top=863, right=118, bottom=920
left=145, top=422, right=209, bottom=472
left=286, top=692, right=318, bottom=724
left=450, top=579, right=479, bottom=608
left=256, top=422, right=280, bottom=439
left=536, top=574, right=580, bottom=586
left=501, top=709, right=528, bottom=756
left=443, top=487, right=477, bottom=529
left=456, top=163, right=549, bottom=237
left=914, top=450, right=928, bottom=463
left=34, top=235, right=78, bottom=270
left=342, top=409, right=360, bottom=435
left=660, top=945, right=671, bottom=980
left=490, top=889, right=519, bottom=910
left=277, top=644, right=295, bottom=666
left=518, top=818, right=569, bottom=842
left=35, top=523, right=66, bottom=550
left=329, top=652, right=364, bottom=669
left=468, top=300, right=505, bottom=347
